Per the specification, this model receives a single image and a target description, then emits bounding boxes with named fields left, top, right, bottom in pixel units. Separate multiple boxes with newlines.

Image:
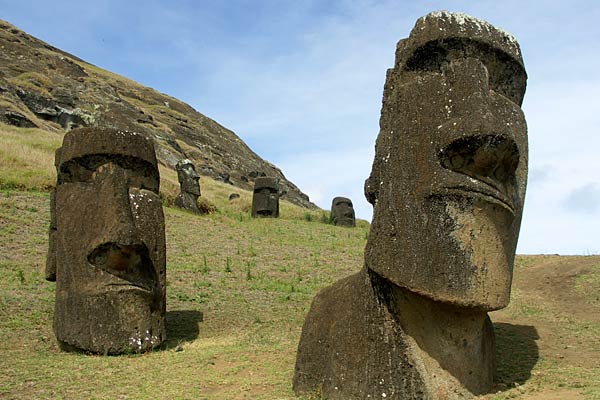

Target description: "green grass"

left=0, top=125, right=62, bottom=191
left=1, top=124, right=599, bottom=399
left=0, top=190, right=367, bottom=399
left=576, top=264, right=600, bottom=306
left=3, top=190, right=599, bottom=399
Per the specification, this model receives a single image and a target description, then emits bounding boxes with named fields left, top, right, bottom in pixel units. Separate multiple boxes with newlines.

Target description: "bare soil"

left=482, top=255, right=600, bottom=399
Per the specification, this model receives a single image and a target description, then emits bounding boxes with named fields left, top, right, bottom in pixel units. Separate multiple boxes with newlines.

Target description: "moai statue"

left=294, top=11, right=528, bottom=399
left=46, top=127, right=167, bottom=354
left=174, top=159, right=202, bottom=213
left=330, top=197, right=355, bottom=227
left=252, top=177, right=279, bottom=218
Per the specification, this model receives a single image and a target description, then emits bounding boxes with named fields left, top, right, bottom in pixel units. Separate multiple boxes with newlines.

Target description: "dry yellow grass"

left=0, top=125, right=62, bottom=190
left=2, top=122, right=595, bottom=400
left=0, top=122, right=328, bottom=221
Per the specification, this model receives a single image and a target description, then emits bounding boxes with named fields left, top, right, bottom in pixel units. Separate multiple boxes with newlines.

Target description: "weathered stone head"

left=331, top=197, right=356, bottom=227
left=174, top=158, right=202, bottom=213
left=251, top=177, right=279, bottom=218
left=176, top=158, right=200, bottom=196
left=46, top=127, right=166, bottom=354
left=364, top=11, right=528, bottom=310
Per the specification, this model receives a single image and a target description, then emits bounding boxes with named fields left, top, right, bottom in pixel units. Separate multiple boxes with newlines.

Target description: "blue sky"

left=2, top=0, right=599, bottom=254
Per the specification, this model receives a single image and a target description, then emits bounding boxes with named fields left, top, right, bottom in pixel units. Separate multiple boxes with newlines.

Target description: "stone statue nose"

left=93, top=163, right=141, bottom=249
left=441, top=134, right=520, bottom=194
left=447, top=58, right=489, bottom=87
left=88, top=242, right=145, bottom=272
left=445, top=58, right=491, bottom=110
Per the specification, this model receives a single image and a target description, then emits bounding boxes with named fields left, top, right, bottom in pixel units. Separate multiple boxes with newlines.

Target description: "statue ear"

left=45, top=188, right=57, bottom=282
left=364, top=174, right=378, bottom=206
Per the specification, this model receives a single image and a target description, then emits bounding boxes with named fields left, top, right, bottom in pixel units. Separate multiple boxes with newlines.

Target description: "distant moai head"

left=252, top=177, right=279, bottom=217
left=48, top=127, right=166, bottom=354
left=176, top=159, right=200, bottom=196
left=364, top=12, right=528, bottom=311
left=331, top=197, right=356, bottom=227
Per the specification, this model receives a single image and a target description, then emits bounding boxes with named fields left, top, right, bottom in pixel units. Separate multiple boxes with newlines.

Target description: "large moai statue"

left=294, top=11, right=528, bottom=399
left=330, top=196, right=356, bottom=227
left=174, top=158, right=202, bottom=213
left=251, top=177, right=279, bottom=218
left=46, top=127, right=167, bottom=354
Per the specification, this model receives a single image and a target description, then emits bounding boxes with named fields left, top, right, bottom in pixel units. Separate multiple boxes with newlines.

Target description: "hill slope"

left=0, top=190, right=599, bottom=400
left=0, top=19, right=315, bottom=208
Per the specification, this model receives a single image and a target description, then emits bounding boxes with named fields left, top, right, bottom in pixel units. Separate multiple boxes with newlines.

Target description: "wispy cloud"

left=563, top=183, right=600, bottom=214
left=2, top=0, right=600, bottom=253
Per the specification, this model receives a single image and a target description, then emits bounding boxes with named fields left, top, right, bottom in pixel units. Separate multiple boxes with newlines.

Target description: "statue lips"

left=436, top=133, right=520, bottom=216
left=87, top=242, right=155, bottom=294
left=441, top=182, right=516, bottom=216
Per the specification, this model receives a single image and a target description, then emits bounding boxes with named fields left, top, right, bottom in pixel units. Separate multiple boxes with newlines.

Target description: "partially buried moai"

left=294, top=11, right=528, bottom=399
left=251, top=177, right=279, bottom=217
left=174, top=158, right=202, bottom=213
left=330, top=196, right=355, bottom=227
left=46, top=127, right=167, bottom=354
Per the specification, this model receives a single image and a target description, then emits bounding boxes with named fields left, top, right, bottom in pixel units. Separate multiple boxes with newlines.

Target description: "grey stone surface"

left=174, top=158, right=202, bottom=214
left=294, top=11, right=528, bottom=399
left=46, top=127, right=167, bottom=354
left=251, top=177, right=279, bottom=218
left=330, top=196, right=355, bottom=227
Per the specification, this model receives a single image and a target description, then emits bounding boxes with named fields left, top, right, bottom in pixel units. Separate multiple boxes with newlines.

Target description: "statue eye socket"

left=404, top=39, right=526, bottom=106
left=58, top=155, right=159, bottom=193
left=129, top=175, right=159, bottom=193
left=487, top=63, right=526, bottom=106
left=58, top=161, right=94, bottom=184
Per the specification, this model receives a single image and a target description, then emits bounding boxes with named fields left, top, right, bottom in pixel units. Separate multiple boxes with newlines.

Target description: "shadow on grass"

left=164, top=309, right=204, bottom=349
left=493, top=323, right=539, bottom=391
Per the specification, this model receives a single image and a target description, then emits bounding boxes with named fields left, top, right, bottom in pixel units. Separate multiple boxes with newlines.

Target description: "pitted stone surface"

left=330, top=197, right=356, bottom=227
left=174, top=158, right=202, bottom=214
left=252, top=177, right=279, bottom=218
left=294, top=11, right=528, bottom=399
left=46, top=127, right=166, bottom=354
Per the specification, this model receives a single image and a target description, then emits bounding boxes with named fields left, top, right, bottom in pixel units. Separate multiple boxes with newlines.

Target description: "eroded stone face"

left=364, top=11, right=528, bottom=310
left=331, top=197, right=356, bottom=227
left=174, top=159, right=202, bottom=213
left=294, top=12, right=528, bottom=399
left=251, top=177, right=279, bottom=218
left=176, top=159, right=200, bottom=196
left=46, top=127, right=166, bottom=354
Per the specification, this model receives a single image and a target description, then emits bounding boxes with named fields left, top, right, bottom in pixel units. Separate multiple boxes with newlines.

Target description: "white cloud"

left=3, top=0, right=600, bottom=253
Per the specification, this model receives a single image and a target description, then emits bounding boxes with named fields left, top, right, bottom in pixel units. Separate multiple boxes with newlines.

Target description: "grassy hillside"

left=1, top=123, right=599, bottom=399
left=0, top=19, right=315, bottom=208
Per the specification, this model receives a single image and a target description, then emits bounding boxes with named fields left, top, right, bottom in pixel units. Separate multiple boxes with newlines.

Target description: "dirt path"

left=480, top=255, right=600, bottom=399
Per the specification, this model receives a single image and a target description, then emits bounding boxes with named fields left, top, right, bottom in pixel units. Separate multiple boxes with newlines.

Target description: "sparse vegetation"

left=0, top=125, right=62, bottom=191
left=1, top=126, right=599, bottom=400
left=8, top=72, right=54, bottom=97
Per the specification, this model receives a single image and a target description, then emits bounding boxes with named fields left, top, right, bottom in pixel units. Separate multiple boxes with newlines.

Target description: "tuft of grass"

left=0, top=124, right=62, bottom=191
left=8, top=72, right=54, bottom=98
left=201, top=254, right=209, bottom=274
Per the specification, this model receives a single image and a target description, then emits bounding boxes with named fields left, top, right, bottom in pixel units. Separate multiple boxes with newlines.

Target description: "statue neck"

left=372, top=271, right=495, bottom=395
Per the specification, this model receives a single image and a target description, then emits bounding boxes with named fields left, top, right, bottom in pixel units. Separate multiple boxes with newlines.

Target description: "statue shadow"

left=492, top=323, right=540, bottom=391
left=164, top=309, right=204, bottom=349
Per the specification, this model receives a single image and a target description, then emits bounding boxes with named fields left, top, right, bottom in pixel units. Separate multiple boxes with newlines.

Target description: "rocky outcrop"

left=0, top=19, right=316, bottom=208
